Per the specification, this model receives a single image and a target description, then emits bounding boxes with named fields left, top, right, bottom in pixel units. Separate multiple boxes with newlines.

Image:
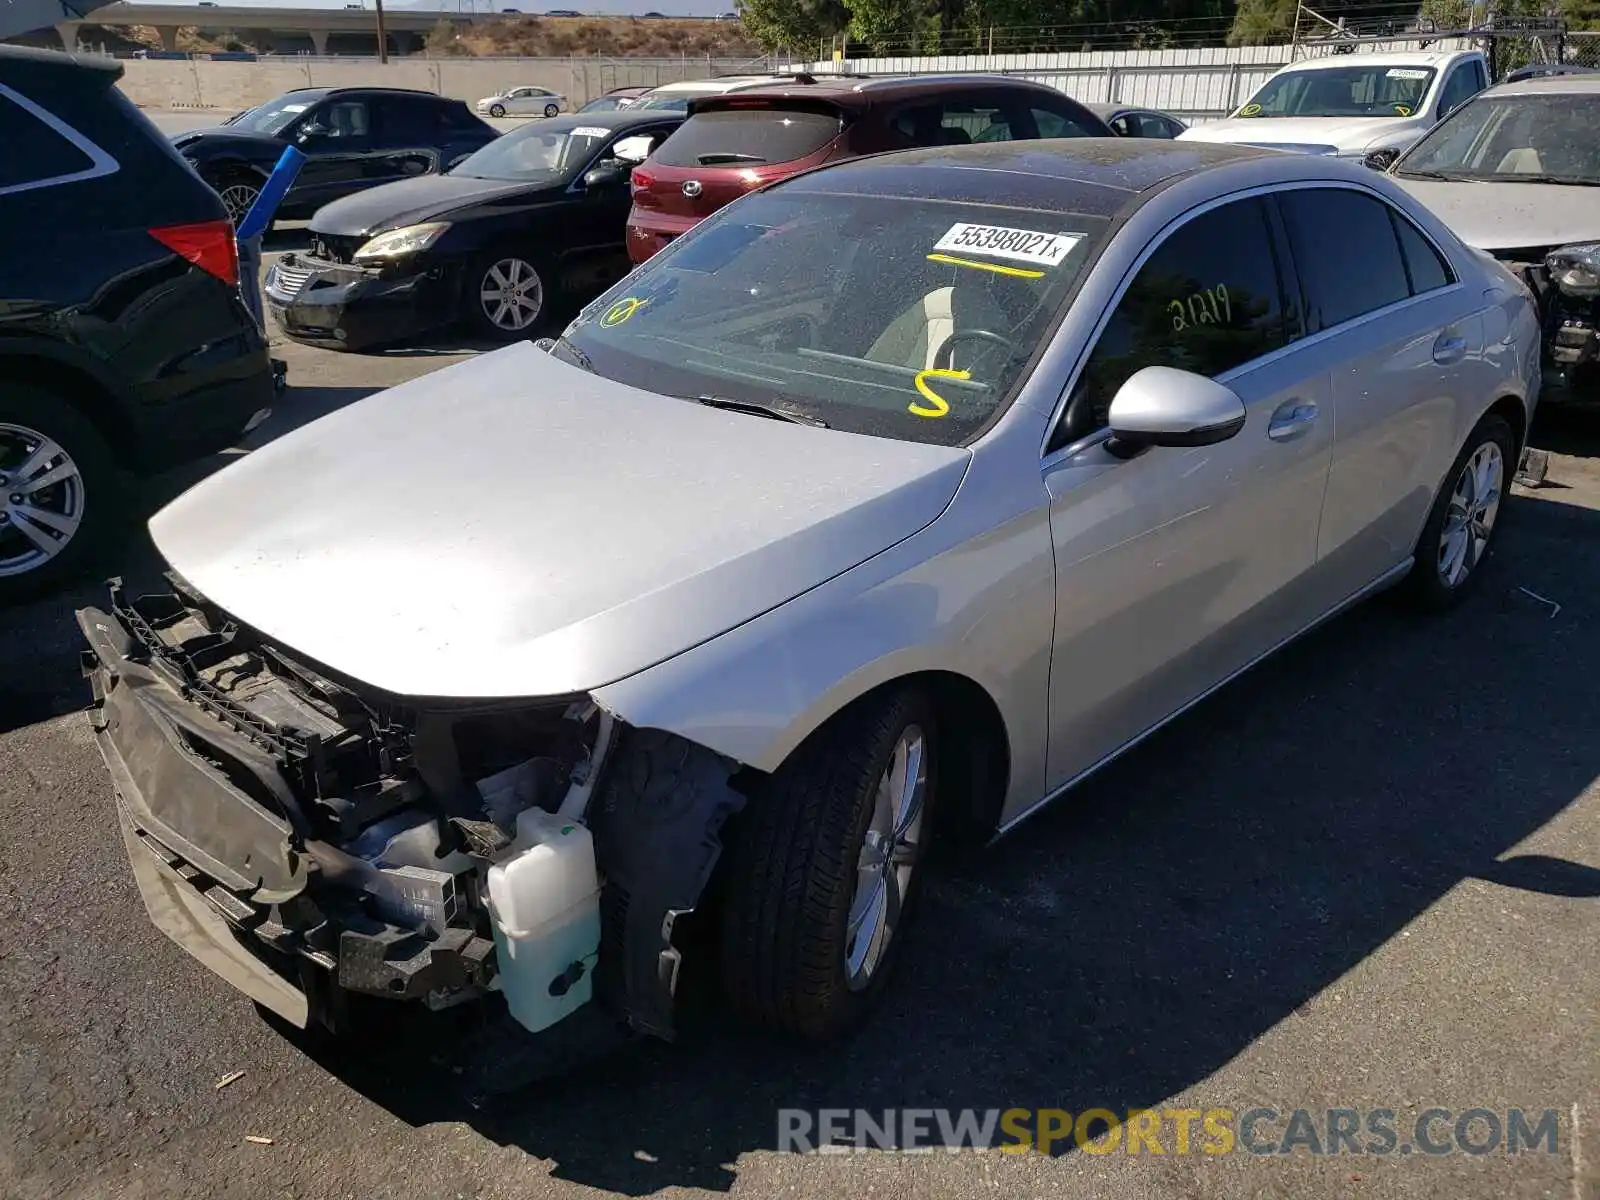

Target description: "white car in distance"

left=476, top=85, right=567, bottom=118
left=1180, top=49, right=1490, bottom=169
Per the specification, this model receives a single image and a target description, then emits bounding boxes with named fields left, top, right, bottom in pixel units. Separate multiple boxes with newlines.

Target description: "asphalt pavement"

left=1, top=159, right=1597, bottom=1199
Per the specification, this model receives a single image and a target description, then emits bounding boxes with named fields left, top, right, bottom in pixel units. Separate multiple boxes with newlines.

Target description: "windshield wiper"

left=695, top=395, right=828, bottom=427
left=1499, top=174, right=1600, bottom=187
left=696, top=152, right=766, bottom=165
left=1396, top=168, right=1480, bottom=181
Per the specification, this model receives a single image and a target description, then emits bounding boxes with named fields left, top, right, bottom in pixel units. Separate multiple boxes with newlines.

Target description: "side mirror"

left=582, top=160, right=629, bottom=190
left=1106, top=366, right=1247, bottom=455
left=1362, top=148, right=1400, bottom=171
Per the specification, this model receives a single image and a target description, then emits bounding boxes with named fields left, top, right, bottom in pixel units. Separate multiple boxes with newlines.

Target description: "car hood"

left=308, top=173, right=560, bottom=237
left=148, top=344, right=970, bottom=700
left=1180, top=115, right=1412, bottom=154
left=171, top=126, right=284, bottom=152
left=1387, top=178, right=1600, bottom=251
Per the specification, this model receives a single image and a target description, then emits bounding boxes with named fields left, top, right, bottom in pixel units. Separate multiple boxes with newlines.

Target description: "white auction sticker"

left=1386, top=67, right=1429, bottom=79
left=571, top=126, right=611, bottom=138
left=933, top=223, right=1081, bottom=267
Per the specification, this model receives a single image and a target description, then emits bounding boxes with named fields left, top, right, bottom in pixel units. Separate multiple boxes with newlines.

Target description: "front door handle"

left=1268, top=399, right=1320, bottom=441
left=1433, top=334, right=1469, bottom=365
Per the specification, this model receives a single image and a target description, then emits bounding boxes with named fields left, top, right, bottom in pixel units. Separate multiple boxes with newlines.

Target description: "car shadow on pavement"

left=1532, top=405, right=1600, bottom=459
left=275, top=488, right=1600, bottom=1194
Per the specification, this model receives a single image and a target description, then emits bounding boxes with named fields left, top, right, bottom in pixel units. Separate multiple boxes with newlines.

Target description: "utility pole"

left=375, top=0, right=388, bottom=64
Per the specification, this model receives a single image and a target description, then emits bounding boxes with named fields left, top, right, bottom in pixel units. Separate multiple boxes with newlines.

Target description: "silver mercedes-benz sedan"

left=78, top=139, right=1540, bottom=1054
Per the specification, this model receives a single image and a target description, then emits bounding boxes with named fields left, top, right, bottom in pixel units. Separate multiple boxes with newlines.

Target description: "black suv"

left=175, top=86, right=500, bottom=222
left=0, top=47, right=274, bottom=602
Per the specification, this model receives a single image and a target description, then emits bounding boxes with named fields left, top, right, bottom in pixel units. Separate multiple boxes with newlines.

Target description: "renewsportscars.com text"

left=777, top=1106, right=1564, bottom=1156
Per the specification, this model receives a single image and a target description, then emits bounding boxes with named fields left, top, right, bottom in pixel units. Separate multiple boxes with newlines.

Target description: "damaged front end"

left=77, top=578, right=746, bottom=1043
left=1493, top=243, right=1600, bottom=401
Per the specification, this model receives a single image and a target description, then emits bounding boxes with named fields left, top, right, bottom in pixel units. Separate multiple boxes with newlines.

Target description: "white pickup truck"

left=1179, top=49, right=1490, bottom=169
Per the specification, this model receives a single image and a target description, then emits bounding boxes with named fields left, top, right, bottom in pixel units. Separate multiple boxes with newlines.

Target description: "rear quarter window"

left=652, top=107, right=842, bottom=167
left=0, top=88, right=101, bottom=193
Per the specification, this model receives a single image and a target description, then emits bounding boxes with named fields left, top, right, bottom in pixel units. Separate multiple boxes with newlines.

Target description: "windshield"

left=450, top=123, right=614, bottom=182
left=228, top=94, right=316, bottom=136
left=1396, top=92, right=1600, bottom=184
left=1239, top=64, right=1436, bottom=118
left=635, top=94, right=691, bottom=111
left=560, top=189, right=1108, bottom=446
left=578, top=96, right=629, bottom=113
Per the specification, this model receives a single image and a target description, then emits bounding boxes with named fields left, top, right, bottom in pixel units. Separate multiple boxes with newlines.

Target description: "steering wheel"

left=933, top=328, right=1017, bottom=373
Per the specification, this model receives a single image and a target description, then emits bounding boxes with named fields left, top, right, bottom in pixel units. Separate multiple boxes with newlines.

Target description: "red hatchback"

left=625, top=73, right=1109, bottom=263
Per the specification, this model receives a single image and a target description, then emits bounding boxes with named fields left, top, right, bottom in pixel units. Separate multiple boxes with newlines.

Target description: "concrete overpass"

left=52, top=1, right=722, bottom=54
left=55, top=3, right=487, bottom=53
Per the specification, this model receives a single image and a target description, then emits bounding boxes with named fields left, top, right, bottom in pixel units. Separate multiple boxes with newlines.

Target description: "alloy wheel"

left=844, top=724, right=926, bottom=991
left=479, top=257, right=544, bottom=332
left=0, top=423, right=86, bottom=578
left=1437, top=440, right=1504, bottom=588
left=217, top=181, right=261, bottom=224
left=490, top=103, right=506, bottom=117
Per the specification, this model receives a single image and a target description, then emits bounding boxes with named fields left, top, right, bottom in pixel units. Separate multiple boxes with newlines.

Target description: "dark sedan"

left=171, top=86, right=499, bottom=224
left=265, top=109, right=684, bottom=349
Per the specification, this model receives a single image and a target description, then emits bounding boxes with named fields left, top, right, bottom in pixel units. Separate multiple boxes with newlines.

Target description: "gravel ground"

left=1, top=226, right=1596, bottom=1200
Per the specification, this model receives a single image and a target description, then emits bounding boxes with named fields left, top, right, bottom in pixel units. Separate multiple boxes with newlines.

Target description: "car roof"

left=777, top=138, right=1274, bottom=213
left=1087, top=101, right=1171, bottom=117
left=1276, top=48, right=1477, bottom=71
left=644, top=75, right=793, bottom=95
left=694, top=72, right=1087, bottom=112
left=512, top=108, right=683, bottom=133
left=1483, top=74, right=1600, bottom=97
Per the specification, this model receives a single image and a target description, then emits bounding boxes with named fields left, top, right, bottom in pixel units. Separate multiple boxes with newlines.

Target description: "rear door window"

left=1278, top=188, right=1414, bottom=330
left=1390, top=211, right=1453, bottom=294
left=651, top=107, right=842, bottom=167
left=1029, top=104, right=1096, bottom=139
left=379, top=95, right=443, bottom=141
left=0, top=91, right=99, bottom=192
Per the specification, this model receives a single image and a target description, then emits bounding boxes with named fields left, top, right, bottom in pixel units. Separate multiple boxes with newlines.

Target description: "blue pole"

left=235, top=144, right=306, bottom=241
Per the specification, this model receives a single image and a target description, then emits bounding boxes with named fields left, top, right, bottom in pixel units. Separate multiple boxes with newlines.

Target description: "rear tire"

left=544, top=102, right=560, bottom=118
left=1398, top=413, right=1515, bottom=611
left=0, top=385, right=119, bottom=605
left=719, top=686, right=938, bottom=1041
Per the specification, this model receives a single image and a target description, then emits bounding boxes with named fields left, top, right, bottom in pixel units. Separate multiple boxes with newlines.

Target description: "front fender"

left=591, top=466, right=1057, bottom=821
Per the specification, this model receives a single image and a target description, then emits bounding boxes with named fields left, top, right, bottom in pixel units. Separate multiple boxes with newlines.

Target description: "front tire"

left=1399, top=412, right=1515, bottom=610
left=0, top=386, right=118, bottom=604
left=720, top=686, right=938, bottom=1041
left=206, top=169, right=263, bottom=226
left=490, top=103, right=507, bottom=118
left=544, top=102, right=560, bottom=118
left=465, top=251, right=547, bottom=341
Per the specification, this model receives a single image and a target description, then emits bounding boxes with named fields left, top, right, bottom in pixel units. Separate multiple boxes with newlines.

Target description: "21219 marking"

left=1170, top=284, right=1232, bottom=332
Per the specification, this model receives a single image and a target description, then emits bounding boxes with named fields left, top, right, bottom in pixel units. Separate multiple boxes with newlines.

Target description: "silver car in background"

left=78, top=140, right=1539, bottom=1051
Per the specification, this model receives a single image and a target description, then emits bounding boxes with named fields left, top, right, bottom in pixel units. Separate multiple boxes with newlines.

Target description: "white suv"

left=1179, top=49, right=1489, bottom=168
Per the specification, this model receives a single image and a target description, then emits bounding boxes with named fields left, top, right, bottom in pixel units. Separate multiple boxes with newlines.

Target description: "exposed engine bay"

left=1494, top=244, right=1600, bottom=399
left=77, top=576, right=747, bottom=1043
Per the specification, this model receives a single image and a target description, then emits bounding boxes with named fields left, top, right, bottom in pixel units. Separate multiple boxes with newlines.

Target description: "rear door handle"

left=1268, top=399, right=1319, bottom=441
left=1433, top=334, right=1469, bottom=365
